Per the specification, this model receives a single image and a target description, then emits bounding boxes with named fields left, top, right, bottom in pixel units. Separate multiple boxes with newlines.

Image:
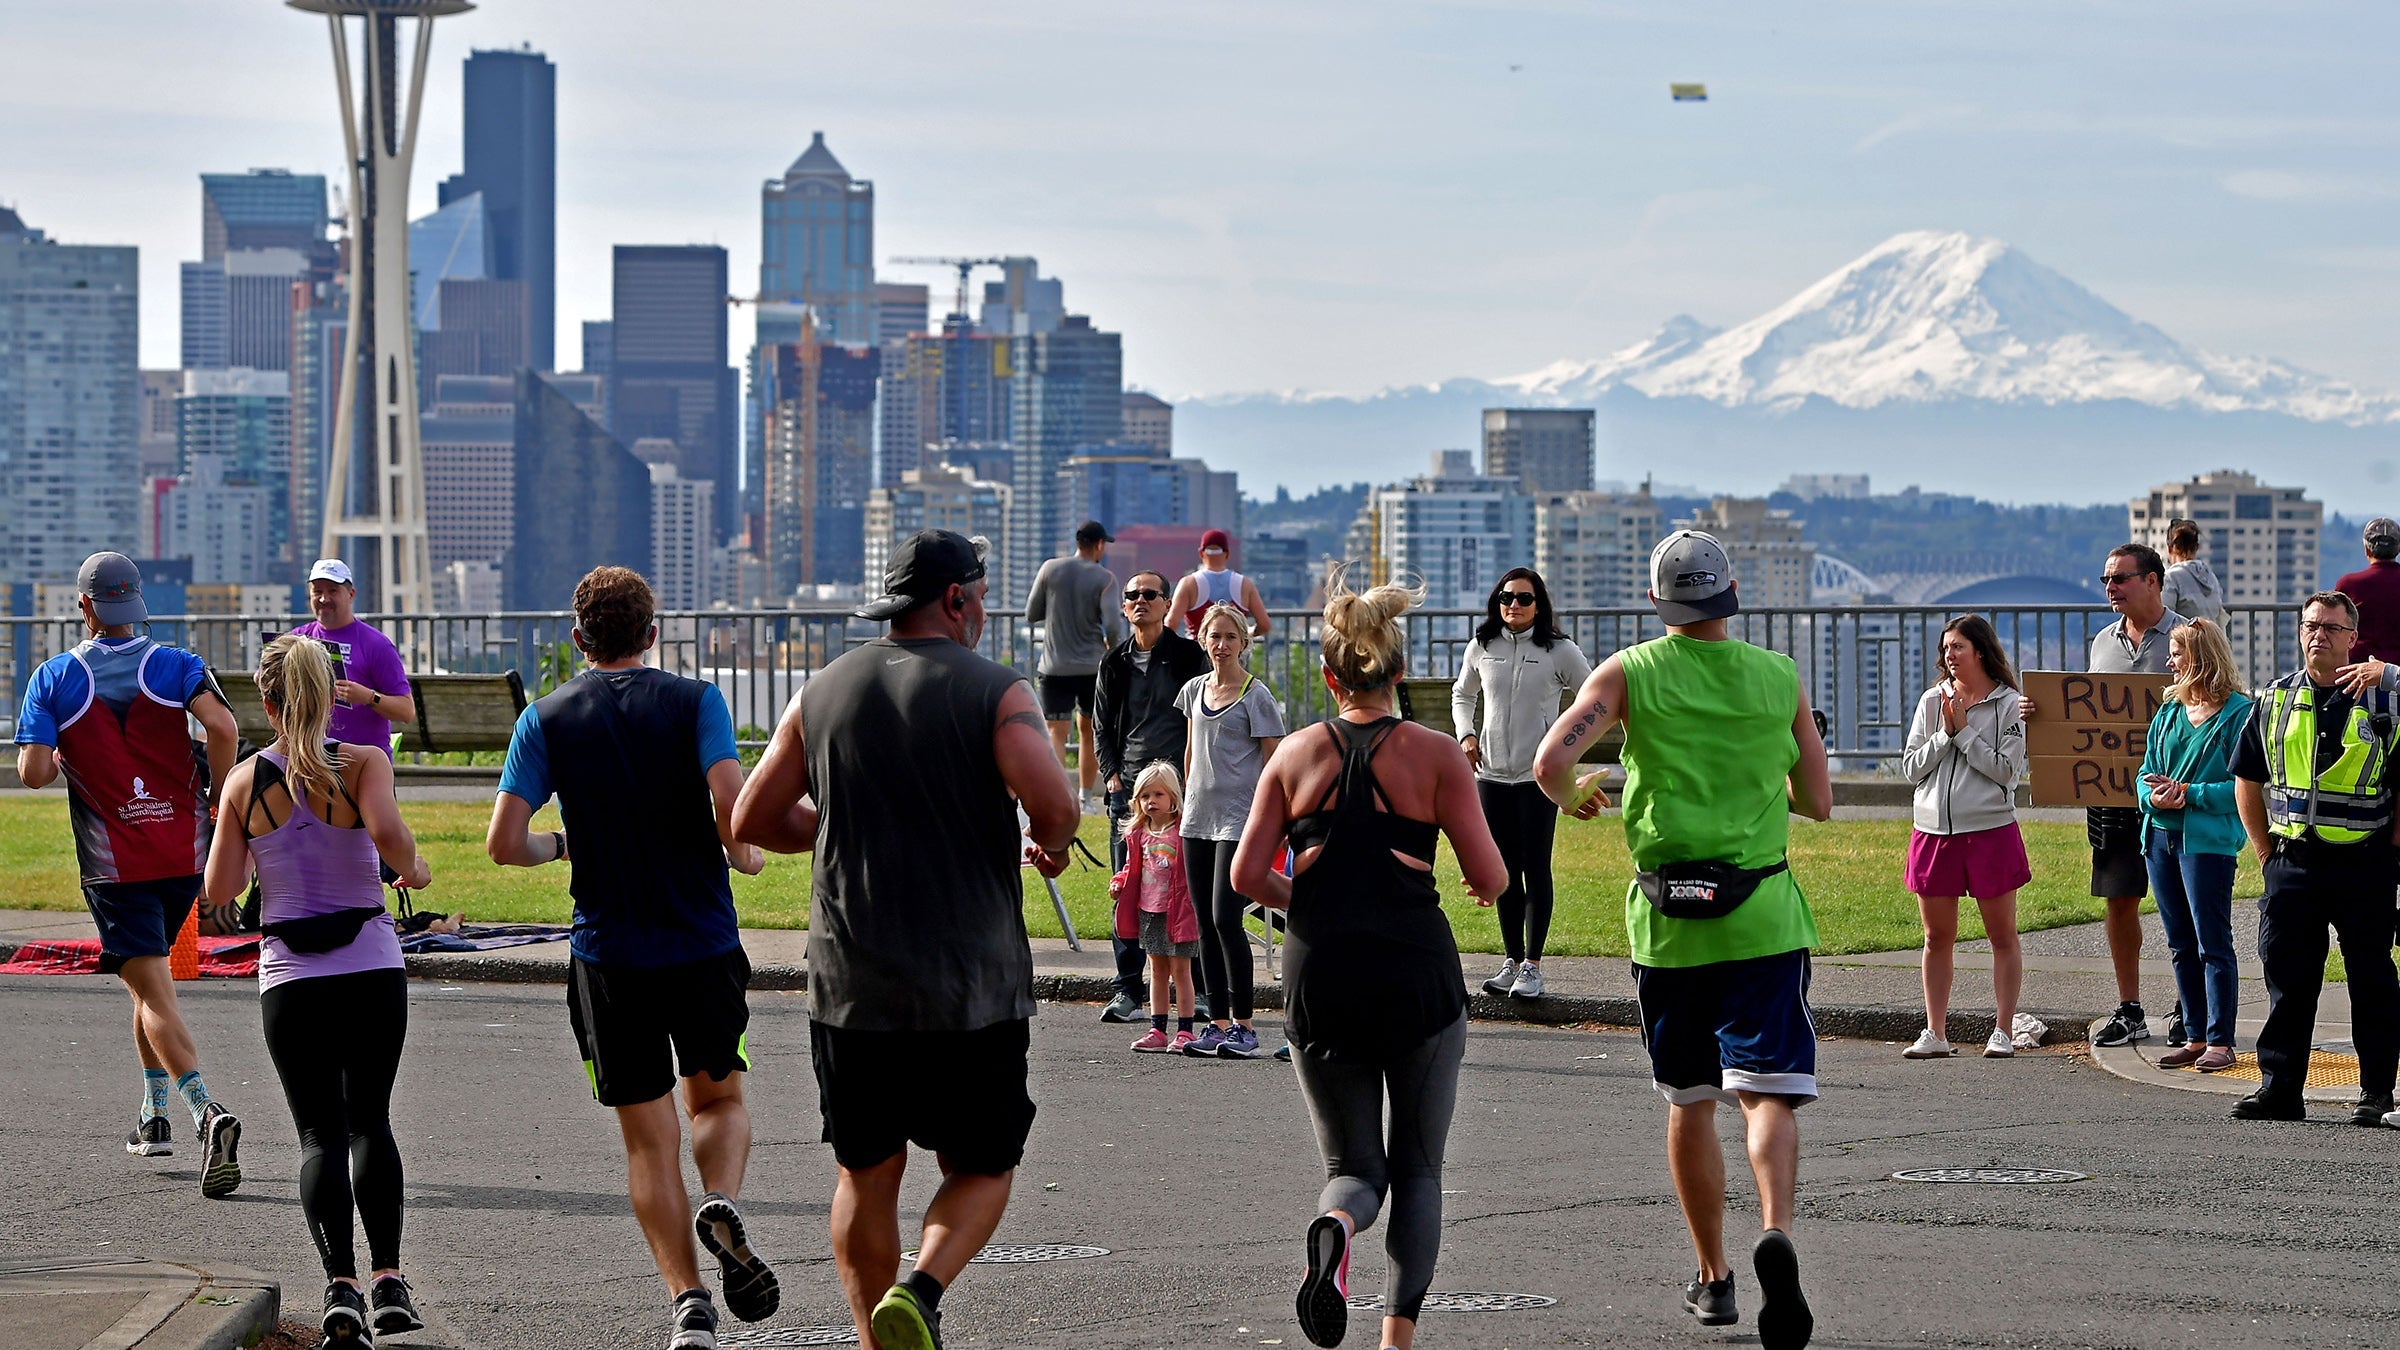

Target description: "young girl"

left=1113, top=762, right=1204, bottom=1053
left=1178, top=601, right=1287, bottom=1058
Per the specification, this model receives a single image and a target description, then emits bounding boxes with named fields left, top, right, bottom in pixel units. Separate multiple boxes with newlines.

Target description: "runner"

left=1231, top=569, right=1505, bottom=1350
left=733, top=529, right=1079, bottom=1350
left=1178, top=602, right=1286, bottom=1057
left=486, top=566, right=772, bottom=1350
left=1535, top=530, right=1831, bottom=1350
left=1023, top=520, right=1124, bottom=807
left=203, top=635, right=434, bottom=1344
left=1167, top=527, right=1271, bottom=640
left=13, top=552, right=246, bottom=1197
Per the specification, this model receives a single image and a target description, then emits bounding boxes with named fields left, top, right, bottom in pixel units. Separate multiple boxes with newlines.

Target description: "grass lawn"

left=2, top=797, right=2159, bottom=958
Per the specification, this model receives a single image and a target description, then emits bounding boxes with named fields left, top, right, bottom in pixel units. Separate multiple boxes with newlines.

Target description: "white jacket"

left=1450, top=626, right=1594, bottom=784
left=1898, top=682, right=2026, bottom=836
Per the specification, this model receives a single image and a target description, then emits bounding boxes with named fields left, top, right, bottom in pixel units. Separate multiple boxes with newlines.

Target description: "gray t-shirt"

left=1026, top=555, right=1123, bottom=677
left=1175, top=674, right=1288, bottom=841
left=2089, top=609, right=2185, bottom=674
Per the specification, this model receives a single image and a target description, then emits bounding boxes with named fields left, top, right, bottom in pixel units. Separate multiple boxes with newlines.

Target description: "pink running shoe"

left=1131, top=1028, right=1173, bottom=1053
left=1169, top=1030, right=1200, bottom=1053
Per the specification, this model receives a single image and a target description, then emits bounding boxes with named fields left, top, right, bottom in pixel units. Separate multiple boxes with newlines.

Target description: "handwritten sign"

left=2021, top=671, right=2170, bottom=808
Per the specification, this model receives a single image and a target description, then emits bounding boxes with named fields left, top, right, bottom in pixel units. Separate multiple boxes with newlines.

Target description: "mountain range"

left=1179, top=230, right=2400, bottom=510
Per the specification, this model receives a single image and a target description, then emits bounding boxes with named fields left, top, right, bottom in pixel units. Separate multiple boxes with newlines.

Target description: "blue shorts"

left=1633, top=949, right=1818, bottom=1107
left=82, top=876, right=203, bottom=975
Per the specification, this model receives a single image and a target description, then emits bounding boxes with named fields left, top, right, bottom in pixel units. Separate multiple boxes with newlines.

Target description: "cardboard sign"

left=2021, top=670, right=2171, bottom=808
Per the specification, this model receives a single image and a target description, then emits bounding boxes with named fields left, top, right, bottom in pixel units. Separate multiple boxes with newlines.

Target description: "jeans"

left=2144, top=830, right=2239, bottom=1047
left=2255, top=843, right=2400, bottom=1102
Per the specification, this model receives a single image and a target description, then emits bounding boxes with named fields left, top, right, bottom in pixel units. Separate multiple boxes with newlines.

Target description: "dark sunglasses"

left=2099, top=572, right=2149, bottom=587
left=1496, top=590, right=1537, bottom=606
left=1122, top=588, right=1164, bottom=602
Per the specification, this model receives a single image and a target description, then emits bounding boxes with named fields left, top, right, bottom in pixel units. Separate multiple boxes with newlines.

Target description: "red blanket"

left=0, top=935, right=260, bottom=978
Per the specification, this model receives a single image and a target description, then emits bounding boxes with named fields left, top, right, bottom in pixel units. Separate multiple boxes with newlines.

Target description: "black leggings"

left=1479, top=779, right=1558, bottom=962
left=1185, top=836, right=1254, bottom=1020
left=261, top=967, right=409, bottom=1280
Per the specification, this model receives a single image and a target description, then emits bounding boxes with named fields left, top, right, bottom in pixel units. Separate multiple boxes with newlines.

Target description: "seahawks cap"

left=1649, top=530, right=1739, bottom=625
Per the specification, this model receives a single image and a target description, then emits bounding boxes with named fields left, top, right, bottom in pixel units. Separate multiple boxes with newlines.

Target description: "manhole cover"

left=719, top=1329, right=858, bottom=1347
left=899, top=1242, right=1110, bottom=1264
left=1345, top=1291, right=1557, bottom=1313
left=1890, top=1167, right=2088, bottom=1184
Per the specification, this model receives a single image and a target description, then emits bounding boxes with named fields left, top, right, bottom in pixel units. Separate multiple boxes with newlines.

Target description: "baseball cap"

left=77, top=551, right=147, bottom=625
left=2366, top=518, right=2400, bottom=548
left=1075, top=520, right=1114, bottom=547
left=307, top=558, right=355, bottom=586
left=856, top=529, right=988, bottom=620
left=1200, top=528, right=1231, bottom=554
left=1649, top=530, right=1740, bottom=625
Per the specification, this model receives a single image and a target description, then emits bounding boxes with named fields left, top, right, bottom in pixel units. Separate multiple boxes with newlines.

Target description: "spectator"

left=290, top=559, right=417, bottom=752
left=1168, top=527, right=1271, bottom=640
left=1897, top=615, right=2029, bottom=1061
left=2335, top=517, right=2400, bottom=663
left=1025, top=521, right=1125, bottom=806
left=2161, top=520, right=2225, bottom=624
left=2138, top=618, right=2252, bottom=1075
left=1178, top=601, right=1287, bottom=1058
left=1451, top=567, right=1592, bottom=1000
left=1091, top=569, right=1211, bottom=1023
left=1113, top=763, right=1203, bottom=1054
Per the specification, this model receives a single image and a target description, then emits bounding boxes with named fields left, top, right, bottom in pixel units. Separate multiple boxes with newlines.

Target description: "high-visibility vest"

left=2260, top=675, right=2400, bottom=844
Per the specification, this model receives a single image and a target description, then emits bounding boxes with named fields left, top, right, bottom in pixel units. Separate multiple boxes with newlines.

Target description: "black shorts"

left=567, top=949, right=751, bottom=1108
left=1039, top=673, right=1097, bottom=721
left=82, top=876, right=202, bottom=974
left=1634, top=949, right=1818, bottom=1107
left=2087, top=806, right=2148, bottom=898
left=809, top=1017, right=1035, bottom=1174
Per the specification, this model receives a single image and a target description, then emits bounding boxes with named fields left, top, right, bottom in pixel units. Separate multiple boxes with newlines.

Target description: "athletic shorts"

left=2087, top=806, right=2148, bottom=898
left=82, top=876, right=202, bottom=974
left=1633, top=949, right=1818, bottom=1107
left=567, top=949, right=751, bottom=1108
left=1905, top=823, right=2033, bottom=900
left=809, top=1017, right=1035, bottom=1174
left=1039, top=673, right=1097, bottom=721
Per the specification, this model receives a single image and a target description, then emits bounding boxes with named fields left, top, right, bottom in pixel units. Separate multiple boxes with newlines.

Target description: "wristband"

left=551, top=830, right=567, bottom=863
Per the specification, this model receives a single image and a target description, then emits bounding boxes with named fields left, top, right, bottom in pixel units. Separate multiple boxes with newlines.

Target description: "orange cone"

left=170, top=902, right=200, bottom=981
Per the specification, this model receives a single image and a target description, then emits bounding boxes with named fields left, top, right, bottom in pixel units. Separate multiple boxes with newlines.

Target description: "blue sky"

left=6, top=0, right=2394, bottom=398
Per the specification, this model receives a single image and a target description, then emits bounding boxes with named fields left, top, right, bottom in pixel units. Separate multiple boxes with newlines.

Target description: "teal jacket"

left=2137, top=692, right=2254, bottom=856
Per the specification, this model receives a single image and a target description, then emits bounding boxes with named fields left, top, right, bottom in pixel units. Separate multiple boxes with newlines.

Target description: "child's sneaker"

left=1168, top=1029, right=1200, bottom=1053
left=1131, top=1028, right=1173, bottom=1053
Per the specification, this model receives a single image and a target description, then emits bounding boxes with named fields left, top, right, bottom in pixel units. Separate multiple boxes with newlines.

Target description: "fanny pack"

left=1634, top=859, right=1789, bottom=920
left=261, top=904, right=387, bottom=954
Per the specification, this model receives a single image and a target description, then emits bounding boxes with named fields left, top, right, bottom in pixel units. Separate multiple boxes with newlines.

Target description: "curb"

left=178, top=1264, right=282, bottom=1350
left=2083, top=1014, right=2366, bottom=1104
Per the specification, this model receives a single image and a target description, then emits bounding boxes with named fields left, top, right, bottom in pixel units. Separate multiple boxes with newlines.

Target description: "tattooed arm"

left=1535, top=654, right=1626, bottom=818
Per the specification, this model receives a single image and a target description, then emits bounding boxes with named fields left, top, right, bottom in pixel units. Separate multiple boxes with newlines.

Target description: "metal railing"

left=4, top=603, right=2303, bottom=762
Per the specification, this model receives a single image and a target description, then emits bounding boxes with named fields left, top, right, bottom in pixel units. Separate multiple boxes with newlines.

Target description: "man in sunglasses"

left=1090, top=569, right=1211, bottom=1022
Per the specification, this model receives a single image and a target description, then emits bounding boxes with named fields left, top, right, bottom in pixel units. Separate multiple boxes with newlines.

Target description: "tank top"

left=248, top=748, right=401, bottom=991
left=1182, top=568, right=1249, bottom=637
left=1282, top=717, right=1461, bottom=1058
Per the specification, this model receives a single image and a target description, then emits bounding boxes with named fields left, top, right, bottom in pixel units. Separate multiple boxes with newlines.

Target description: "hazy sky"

left=6, top=1, right=2395, bottom=399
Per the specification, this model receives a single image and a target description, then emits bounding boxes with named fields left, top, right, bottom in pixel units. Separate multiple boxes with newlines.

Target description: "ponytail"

left=258, top=634, right=342, bottom=805
left=1320, top=562, right=1422, bottom=692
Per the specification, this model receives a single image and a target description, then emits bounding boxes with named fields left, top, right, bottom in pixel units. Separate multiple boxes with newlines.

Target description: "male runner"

left=14, top=552, right=246, bottom=1196
left=487, top=566, right=771, bottom=1350
left=1023, top=520, right=1123, bottom=804
left=1165, top=527, right=1271, bottom=640
left=1535, top=530, right=1831, bottom=1350
left=734, top=529, right=1079, bottom=1350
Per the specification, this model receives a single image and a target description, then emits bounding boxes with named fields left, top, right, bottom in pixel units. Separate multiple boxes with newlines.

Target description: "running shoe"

left=870, top=1282, right=944, bottom=1350
left=1510, top=963, right=1545, bottom=999
left=1131, top=1028, right=1173, bottom=1053
left=1752, top=1228, right=1813, bottom=1350
left=1981, top=1027, right=2015, bottom=1058
left=1170, top=1030, right=1200, bottom=1053
left=2352, top=1092, right=2394, bottom=1128
left=1184, top=1024, right=1229, bottom=1057
left=1099, top=992, right=1144, bottom=1024
left=2192, top=1045, right=2237, bottom=1072
left=2163, top=1001, right=2187, bottom=1048
left=320, top=1280, right=371, bottom=1346
left=694, top=1192, right=779, bottom=1323
left=1275, top=1042, right=1293, bottom=1062
left=2092, top=1003, right=2149, bottom=1047
left=1218, top=1025, right=1265, bottom=1059
left=1682, top=1271, right=1736, bottom=1326
left=667, top=1290, right=718, bottom=1350
left=369, top=1274, right=423, bottom=1335
left=1479, top=959, right=1519, bottom=996
left=198, top=1103, right=242, bottom=1198
left=1901, top=1028, right=1954, bottom=1059
left=125, top=1116, right=172, bottom=1157
left=1295, top=1213, right=1351, bottom=1348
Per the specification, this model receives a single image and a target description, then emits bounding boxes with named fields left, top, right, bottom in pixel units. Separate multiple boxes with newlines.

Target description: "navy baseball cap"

left=77, top=552, right=147, bottom=625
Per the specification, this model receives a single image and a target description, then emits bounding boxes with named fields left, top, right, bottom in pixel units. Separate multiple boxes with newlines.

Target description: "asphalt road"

left=4, top=973, right=2398, bottom=1349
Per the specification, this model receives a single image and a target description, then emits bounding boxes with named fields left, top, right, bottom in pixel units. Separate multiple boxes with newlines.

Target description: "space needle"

left=289, top=0, right=472, bottom=613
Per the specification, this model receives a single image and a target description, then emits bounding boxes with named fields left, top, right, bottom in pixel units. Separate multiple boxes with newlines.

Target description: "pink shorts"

left=1905, top=823, right=2032, bottom=900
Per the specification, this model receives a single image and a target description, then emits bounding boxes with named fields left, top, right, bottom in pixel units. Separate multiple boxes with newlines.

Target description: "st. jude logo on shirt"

left=119, top=774, right=174, bottom=824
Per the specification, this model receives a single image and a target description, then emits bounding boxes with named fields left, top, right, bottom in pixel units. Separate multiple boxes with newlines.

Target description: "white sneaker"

left=1509, top=962, right=1545, bottom=999
left=1479, top=959, right=1519, bottom=996
left=1982, top=1027, right=2015, bottom=1058
left=1902, top=1028, right=1955, bottom=1059
left=2383, top=1107, right=2400, bottom=1129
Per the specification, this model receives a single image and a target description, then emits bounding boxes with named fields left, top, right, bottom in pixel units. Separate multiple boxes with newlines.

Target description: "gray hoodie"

left=1450, top=626, right=1594, bottom=784
left=1899, top=682, right=2026, bottom=836
left=2163, top=558, right=2225, bottom=624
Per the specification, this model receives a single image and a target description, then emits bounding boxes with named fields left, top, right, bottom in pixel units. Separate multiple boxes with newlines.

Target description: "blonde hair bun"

left=1320, top=562, right=1422, bottom=692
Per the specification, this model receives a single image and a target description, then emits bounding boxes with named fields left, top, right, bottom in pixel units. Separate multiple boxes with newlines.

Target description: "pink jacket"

left=1111, top=823, right=1201, bottom=944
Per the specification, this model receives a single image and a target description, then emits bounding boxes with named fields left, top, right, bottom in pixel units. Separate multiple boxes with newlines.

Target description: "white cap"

left=307, top=558, right=355, bottom=586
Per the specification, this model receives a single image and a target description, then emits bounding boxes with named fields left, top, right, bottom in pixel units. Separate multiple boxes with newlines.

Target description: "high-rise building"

left=1, top=209, right=139, bottom=586
left=648, top=463, right=716, bottom=610
left=580, top=320, right=614, bottom=377
left=161, top=453, right=274, bottom=584
left=505, top=370, right=649, bottom=610
left=744, top=302, right=811, bottom=519
left=440, top=47, right=557, bottom=371
left=1482, top=408, right=1594, bottom=496
left=864, top=466, right=1010, bottom=590
left=287, top=272, right=347, bottom=585
left=1007, top=315, right=1122, bottom=600
left=758, top=132, right=876, bottom=345
left=1243, top=532, right=1312, bottom=609
left=1058, top=446, right=1180, bottom=538
left=1174, top=457, right=1240, bottom=535
left=979, top=258, right=1064, bottom=337
left=609, top=245, right=737, bottom=543
left=1536, top=488, right=1661, bottom=608
left=200, top=169, right=327, bottom=262
left=875, top=282, right=928, bottom=347
left=177, top=368, right=293, bottom=573
left=419, top=276, right=532, bottom=398
left=762, top=318, right=879, bottom=594
left=139, top=370, right=183, bottom=481
left=1680, top=497, right=1814, bottom=607
left=421, top=376, right=517, bottom=573
left=2130, top=469, right=2323, bottom=606
left=876, top=320, right=1012, bottom=487
left=407, top=191, right=489, bottom=331
left=1121, top=391, right=1172, bottom=454
left=1363, top=453, right=1535, bottom=609
left=180, top=248, right=308, bottom=371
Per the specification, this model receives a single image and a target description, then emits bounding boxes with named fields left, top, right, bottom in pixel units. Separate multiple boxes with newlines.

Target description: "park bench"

left=210, top=669, right=528, bottom=755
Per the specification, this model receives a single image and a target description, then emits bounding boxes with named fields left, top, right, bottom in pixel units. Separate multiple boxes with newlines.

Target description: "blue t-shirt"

left=15, top=637, right=210, bottom=747
left=497, top=680, right=738, bottom=807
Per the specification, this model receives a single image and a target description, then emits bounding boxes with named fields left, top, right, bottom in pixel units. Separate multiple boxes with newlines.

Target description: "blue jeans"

left=2145, top=830, right=2239, bottom=1046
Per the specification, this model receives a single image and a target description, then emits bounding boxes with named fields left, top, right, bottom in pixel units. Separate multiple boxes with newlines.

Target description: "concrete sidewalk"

left=0, top=1257, right=278, bottom=1350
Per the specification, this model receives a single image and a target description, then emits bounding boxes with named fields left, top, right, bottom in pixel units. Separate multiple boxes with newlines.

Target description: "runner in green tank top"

left=1535, top=530, right=1832, bottom=1350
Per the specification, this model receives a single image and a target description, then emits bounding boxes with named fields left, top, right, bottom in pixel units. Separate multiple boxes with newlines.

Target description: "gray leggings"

left=1290, top=1013, right=1466, bottom=1324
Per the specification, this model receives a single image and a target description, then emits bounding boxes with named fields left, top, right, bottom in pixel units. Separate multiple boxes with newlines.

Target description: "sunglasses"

left=1122, top=588, right=1164, bottom=602
left=1496, top=590, right=1537, bottom=606
left=2099, top=572, right=2148, bottom=587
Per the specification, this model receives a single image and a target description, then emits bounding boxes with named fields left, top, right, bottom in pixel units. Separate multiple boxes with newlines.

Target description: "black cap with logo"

left=856, top=530, right=989, bottom=620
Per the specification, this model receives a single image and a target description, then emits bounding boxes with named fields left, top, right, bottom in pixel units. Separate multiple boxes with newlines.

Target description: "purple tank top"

left=249, top=748, right=402, bottom=991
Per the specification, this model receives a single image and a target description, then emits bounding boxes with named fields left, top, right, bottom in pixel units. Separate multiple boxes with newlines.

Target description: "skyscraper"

left=876, top=319, right=1012, bottom=487
left=419, top=276, right=531, bottom=398
left=875, top=282, right=927, bottom=347
left=180, top=248, right=308, bottom=371
left=1007, top=314, right=1122, bottom=600
left=1482, top=407, right=1595, bottom=496
left=1121, top=391, right=1172, bottom=454
left=505, top=370, right=649, bottom=609
left=200, top=169, right=328, bottom=262
left=758, top=132, right=875, bottom=346
left=440, top=47, right=557, bottom=370
left=1363, top=453, right=1536, bottom=608
left=407, top=191, right=490, bottom=330
left=1, top=208, right=139, bottom=587
left=162, top=454, right=274, bottom=585
left=762, top=316, right=878, bottom=594
left=647, top=463, right=715, bottom=610
left=177, top=368, right=294, bottom=574
left=609, top=245, right=737, bottom=543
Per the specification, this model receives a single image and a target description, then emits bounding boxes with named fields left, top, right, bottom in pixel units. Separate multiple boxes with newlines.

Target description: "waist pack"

left=261, top=904, right=387, bottom=954
left=1635, top=859, right=1790, bottom=920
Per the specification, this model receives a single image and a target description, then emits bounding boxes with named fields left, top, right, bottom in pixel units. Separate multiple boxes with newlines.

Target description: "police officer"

left=2230, top=589, right=2400, bottom=1125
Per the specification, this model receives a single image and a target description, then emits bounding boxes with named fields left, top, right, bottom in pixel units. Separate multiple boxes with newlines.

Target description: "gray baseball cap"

left=1649, top=530, right=1739, bottom=625
left=77, top=551, right=147, bottom=625
left=2366, top=518, right=2400, bottom=549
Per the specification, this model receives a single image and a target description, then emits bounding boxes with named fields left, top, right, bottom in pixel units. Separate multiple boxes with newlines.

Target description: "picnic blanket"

left=397, top=923, right=572, bottom=954
left=0, top=935, right=260, bottom=979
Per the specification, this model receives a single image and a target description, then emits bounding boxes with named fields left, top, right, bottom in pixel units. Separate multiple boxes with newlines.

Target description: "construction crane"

left=889, top=256, right=1012, bottom=321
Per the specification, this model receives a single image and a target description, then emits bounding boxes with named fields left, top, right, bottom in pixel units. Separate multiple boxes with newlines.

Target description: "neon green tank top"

left=1618, top=634, right=1818, bottom=967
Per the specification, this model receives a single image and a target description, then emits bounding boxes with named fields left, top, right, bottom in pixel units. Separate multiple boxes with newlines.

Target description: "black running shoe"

left=2230, top=1091, right=2306, bottom=1121
left=125, top=1116, right=172, bottom=1157
left=369, top=1274, right=424, bottom=1335
left=694, top=1192, right=779, bottom=1323
left=2163, top=1001, right=2187, bottom=1048
left=198, top=1103, right=242, bottom=1198
left=2353, top=1092, right=2394, bottom=1127
left=1683, top=1270, right=1736, bottom=1326
left=667, top=1290, right=718, bottom=1350
left=321, top=1280, right=373, bottom=1346
left=1294, top=1214, right=1350, bottom=1347
left=1753, top=1228, right=1813, bottom=1350
left=2091, top=1003, right=2149, bottom=1048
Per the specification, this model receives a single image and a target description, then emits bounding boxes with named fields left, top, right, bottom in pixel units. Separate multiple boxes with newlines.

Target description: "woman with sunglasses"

left=1450, top=568, right=1592, bottom=999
